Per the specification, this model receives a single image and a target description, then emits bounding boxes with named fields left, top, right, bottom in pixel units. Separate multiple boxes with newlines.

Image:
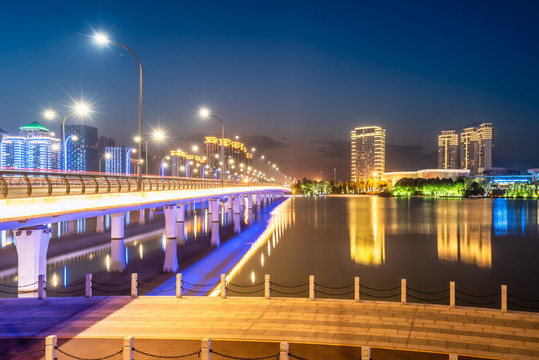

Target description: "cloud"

left=240, top=135, right=290, bottom=152
left=316, top=139, right=349, bottom=159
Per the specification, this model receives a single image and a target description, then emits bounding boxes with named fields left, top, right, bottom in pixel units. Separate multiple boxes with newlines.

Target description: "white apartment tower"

left=351, top=126, right=386, bottom=182
left=438, top=130, right=459, bottom=169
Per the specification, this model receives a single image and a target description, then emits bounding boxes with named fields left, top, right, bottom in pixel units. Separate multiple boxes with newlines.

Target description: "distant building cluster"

left=0, top=122, right=61, bottom=170
left=438, top=123, right=493, bottom=175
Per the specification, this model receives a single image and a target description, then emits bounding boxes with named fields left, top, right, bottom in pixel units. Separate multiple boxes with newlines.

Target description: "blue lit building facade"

left=105, top=146, right=135, bottom=175
left=0, top=122, right=60, bottom=170
left=65, top=125, right=98, bottom=172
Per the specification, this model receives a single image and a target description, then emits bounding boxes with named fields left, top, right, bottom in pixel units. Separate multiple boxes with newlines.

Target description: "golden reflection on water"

left=437, top=200, right=492, bottom=268
left=348, top=196, right=385, bottom=266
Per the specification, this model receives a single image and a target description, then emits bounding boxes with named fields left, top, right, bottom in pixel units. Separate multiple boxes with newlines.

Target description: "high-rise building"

left=351, top=126, right=386, bottom=182
left=65, top=125, right=98, bottom=172
left=204, top=137, right=253, bottom=179
left=105, top=146, right=134, bottom=175
left=458, top=123, right=493, bottom=175
left=477, top=123, right=493, bottom=169
left=0, top=122, right=60, bottom=170
left=438, top=130, right=459, bottom=169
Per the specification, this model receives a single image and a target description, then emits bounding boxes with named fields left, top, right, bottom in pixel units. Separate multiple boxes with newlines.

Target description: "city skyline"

left=1, top=1, right=539, bottom=180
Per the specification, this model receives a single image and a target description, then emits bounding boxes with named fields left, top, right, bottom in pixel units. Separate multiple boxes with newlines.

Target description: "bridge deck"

left=1, top=296, right=537, bottom=359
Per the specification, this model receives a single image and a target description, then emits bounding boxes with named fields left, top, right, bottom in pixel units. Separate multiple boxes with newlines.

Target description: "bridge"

left=0, top=170, right=289, bottom=297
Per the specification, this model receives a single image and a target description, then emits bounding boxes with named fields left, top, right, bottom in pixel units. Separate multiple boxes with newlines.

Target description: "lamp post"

left=185, top=161, right=192, bottom=178
left=160, top=155, right=170, bottom=177
left=94, top=33, right=143, bottom=190
left=126, top=148, right=136, bottom=176
left=135, top=130, right=164, bottom=175
left=63, top=135, right=78, bottom=171
left=199, top=108, right=224, bottom=186
left=44, top=103, right=89, bottom=171
left=202, top=165, right=208, bottom=179
left=99, top=152, right=111, bottom=173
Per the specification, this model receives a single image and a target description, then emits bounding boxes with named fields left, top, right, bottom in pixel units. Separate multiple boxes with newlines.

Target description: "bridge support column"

left=233, top=195, right=241, bottom=214
left=256, top=192, right=261, bottom=207
left=68, top=220, right=76, bottom=235
left=226, top=196, right=233, bottom=210
left=247, top=194, right=253, bottom=209
left=177, top=203, right=186, bottom=222
left=192, top=201, right=196, bottom=213
left=96, top=215, right=105, bottom=233
left=163, top=205, right=179, bottom=273
left=361, top=346, right=370, bottom=360
left=148, top=207, right=155, bottom=221
left=187, top=202, right=192, bottom=213
left=207, top=200, right=212, bottom=214
left=110, top=213, right=126, bottom=273
left=14, top=225, right=51, bottom=298
left=138, top=209, right=145, bottom=225
left=239, top=194, right=245, bottom=208
left=210, top=199, right=220, bottom=246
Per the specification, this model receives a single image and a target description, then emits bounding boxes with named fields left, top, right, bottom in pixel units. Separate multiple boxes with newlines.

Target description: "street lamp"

left=99, top=152, right=112, bottom=173
left=135, top=130, right=164, bottom=175
left=199, top=108, right=224, bottom=186
left=63, top=135, right=78, bottom=171
left=161, top=155, right=170, bottom=177
left=185, top=161, right=192, bottom=178
left=44, top=103, right=89, bottom=171
left=94, top=33, right=143, bottom=190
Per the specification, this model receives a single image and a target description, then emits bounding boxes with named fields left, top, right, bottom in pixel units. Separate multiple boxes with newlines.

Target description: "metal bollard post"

left=449, top=354, right=458, bottom=360
left=131, top=273, right=138, bottom=298
left=86, top=274, right=92, bottom=298
left=361, top=346, right=370, bottom=360
left=354, top=277, right=360, bottom=302
left=501, top=285, right=507, bottom=313
left=201, top=338, right=211, bottom=360
left=176, top=273, right=182, bottom=299
left=401, top=279, right=406, bottom=305
left=221, top=274, right=227, bottom=299
left=123, top=337, right=134, bottom=360
left=309, top=275, right=315, bottom=300
left=449, top=281, right=455, bottom=309
left=265, top=274, right=271, bottom=299
left=45, top=335, right=57, bottom=360
left=279, top=341, right=289, bottom=360
left=38, top=274, right=45, bottom=300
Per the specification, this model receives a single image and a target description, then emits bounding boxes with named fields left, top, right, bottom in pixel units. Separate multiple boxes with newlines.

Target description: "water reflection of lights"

left=63, top=265, right=67, bottom=288
left=209, top=198, right=292, bottom=297
left=139, top=244, right=143, bottom=259
left=260, top=253, right=264, bottom=267
left=348, top=196, right=385, bottom=266
left=105, top=254, right=110, bottom=271
left=437, top=200, right=492, bottom=268
left=251, top=271, right=255, bottom=284
left=52, top=273, right=58, bottom=287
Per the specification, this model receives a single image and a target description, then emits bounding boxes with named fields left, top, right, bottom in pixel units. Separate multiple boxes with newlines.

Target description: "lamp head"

left=94, top=33, right=110, bottom=45
left=105, top=153, right=112, bottom=159
left=71, top=135, right=79, bottom=142
left=44, top=110, right=56, bottom=120
left=153, top=130, right=164, bottom=140
left=74, top=102, right=90, bottom=116
left=199, top=108, right=210, bottom=118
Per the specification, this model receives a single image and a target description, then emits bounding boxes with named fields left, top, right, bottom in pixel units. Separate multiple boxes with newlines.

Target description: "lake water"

left=1, top=196, right=537, bottom=310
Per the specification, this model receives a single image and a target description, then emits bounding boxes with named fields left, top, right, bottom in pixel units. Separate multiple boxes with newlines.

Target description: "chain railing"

left=2, top=273, right=536, bottom=314
left=0, top=169, right=282, bottom=199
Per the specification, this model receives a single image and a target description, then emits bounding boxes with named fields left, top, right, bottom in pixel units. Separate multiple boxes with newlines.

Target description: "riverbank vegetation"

left=291, top=177, right=538, bottom=198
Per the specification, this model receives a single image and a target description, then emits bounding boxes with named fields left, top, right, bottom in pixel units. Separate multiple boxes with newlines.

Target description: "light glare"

left=94, top=33, right=109, bottom=45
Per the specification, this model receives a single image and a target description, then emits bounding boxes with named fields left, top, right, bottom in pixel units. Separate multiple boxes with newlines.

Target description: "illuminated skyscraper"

left=459, top=123, right=493, bottom=175
left=105, top=146, right=134, bottom=175
left=0, top=122, right=60, bottom=170
left=351, top=126, right=386, bottom=182
left=65, top=125, right=98, bottom=172
left=438, top=130, right=459, bottom=169
left=204, top=137, right=253, bottom=179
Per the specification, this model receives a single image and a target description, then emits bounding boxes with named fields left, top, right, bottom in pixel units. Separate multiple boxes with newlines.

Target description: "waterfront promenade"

left=0, top=296, right=537, bottom=359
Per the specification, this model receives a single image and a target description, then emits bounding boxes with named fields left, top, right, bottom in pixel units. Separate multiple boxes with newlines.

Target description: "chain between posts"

left=56, top=347, right=123, bottom=360
left=210, top=349, right=279, bottom=360
left=133, top=348, right=201, bottom=358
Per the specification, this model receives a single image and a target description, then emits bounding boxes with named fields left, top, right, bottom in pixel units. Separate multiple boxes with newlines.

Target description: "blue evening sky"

left=1, top=0, right=538, bottom=179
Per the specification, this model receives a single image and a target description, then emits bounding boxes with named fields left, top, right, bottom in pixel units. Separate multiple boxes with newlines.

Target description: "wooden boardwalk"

left=0, top=296, right=537, bottom=359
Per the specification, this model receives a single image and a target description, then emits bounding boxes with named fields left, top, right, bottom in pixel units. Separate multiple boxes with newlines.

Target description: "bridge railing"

left=0, top=170, right=279, bottom=199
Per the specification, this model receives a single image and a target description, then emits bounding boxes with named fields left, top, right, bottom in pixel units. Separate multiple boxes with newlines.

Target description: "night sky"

left=1, top=1, right=538, bottom=180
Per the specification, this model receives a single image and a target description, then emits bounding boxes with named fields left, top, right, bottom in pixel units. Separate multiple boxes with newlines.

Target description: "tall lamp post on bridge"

left=63, top=135, right=78, bottom=171
left=199, top=108, right=224, bottom=186
left=44, top=103, right=89, bottom=171
left=99, top=152, right=111, bottom=173
left=135, top=130, right=164, bottom=175
left=94, top=33, right=143, bottom=190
